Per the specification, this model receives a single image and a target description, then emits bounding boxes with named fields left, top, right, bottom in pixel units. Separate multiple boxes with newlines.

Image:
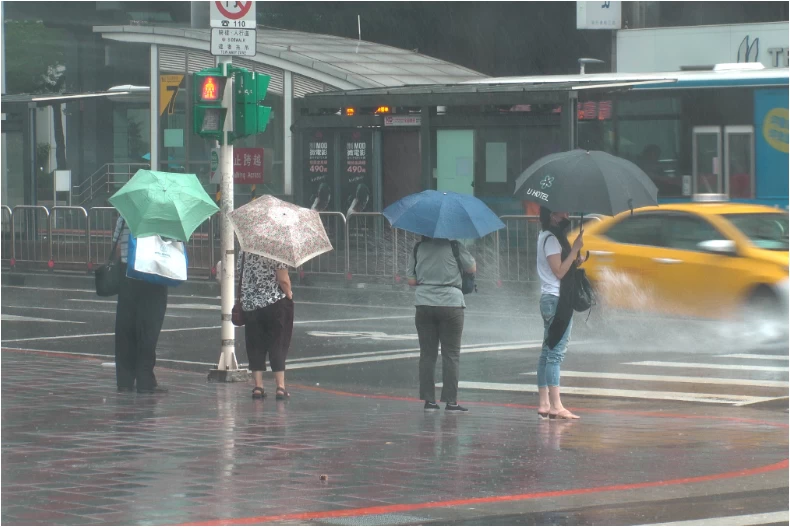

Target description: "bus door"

left=723, top=125, right=755, bottom=199
left=692, top=126, right=722, bottom=194
left=692, top=125, right=755, bottom=198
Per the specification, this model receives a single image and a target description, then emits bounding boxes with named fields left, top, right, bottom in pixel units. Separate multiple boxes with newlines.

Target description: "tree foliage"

left=4, top=19, right=68, bottom=94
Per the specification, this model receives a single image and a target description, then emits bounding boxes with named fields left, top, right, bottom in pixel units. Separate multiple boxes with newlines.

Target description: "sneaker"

left=424, top=401, right=440, bottom=410
left=445, top=403, right=468, bottom=412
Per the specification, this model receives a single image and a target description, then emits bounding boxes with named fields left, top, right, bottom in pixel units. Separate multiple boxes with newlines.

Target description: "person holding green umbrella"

left=109, top=169, right=218, bottom=394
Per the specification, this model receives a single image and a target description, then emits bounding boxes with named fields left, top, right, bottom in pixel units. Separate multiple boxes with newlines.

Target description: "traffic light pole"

left=208, top=56, right=249, bottom=383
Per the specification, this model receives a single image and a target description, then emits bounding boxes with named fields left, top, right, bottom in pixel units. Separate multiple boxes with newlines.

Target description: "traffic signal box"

left=193, top=67, right=228, bottom=138
left=192, top=66, right=271, bottom=144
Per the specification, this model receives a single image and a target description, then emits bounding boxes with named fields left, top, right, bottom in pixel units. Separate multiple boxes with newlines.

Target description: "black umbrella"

left=514, top=149, right=658, bottom=217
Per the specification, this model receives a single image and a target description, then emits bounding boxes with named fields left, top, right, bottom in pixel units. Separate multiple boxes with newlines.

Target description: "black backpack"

left=413, top=241, right=476, bottom=295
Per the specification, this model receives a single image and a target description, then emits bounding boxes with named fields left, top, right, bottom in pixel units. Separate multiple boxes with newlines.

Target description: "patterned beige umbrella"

left=228, top=195, right=333, bottom=267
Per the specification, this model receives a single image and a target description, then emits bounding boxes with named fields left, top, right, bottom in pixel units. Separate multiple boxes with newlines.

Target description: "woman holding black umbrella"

left=536, top=206, right=584, bottom=420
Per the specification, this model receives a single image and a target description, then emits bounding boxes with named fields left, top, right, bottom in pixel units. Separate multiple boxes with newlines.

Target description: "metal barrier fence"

left=1, top=205, right=602, bottom=283
left=88, top=207, right=120, bottom=269
left=346, top=212, right=396, bottom=279
left=1, top=205, right=12, bottom=264
left=300, top=212, right=346, bottom=277
left=12, top=206, right=52, bottom=269
left=50, top=206, right=89, bottom=270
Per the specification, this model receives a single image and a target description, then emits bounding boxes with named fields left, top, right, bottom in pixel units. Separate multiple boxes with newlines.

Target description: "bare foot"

left=549, top=408, right=580, bottom=420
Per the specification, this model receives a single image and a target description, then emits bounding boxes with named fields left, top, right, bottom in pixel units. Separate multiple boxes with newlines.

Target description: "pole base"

left=207, top=368, right=251, bottom=383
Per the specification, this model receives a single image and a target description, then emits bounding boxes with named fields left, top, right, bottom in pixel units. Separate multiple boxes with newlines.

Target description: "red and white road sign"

left=210, top=1, right=256, bottom=28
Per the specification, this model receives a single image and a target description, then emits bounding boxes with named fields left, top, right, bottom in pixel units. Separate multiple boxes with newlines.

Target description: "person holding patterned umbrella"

left=229, top=195, right=333, bottom=400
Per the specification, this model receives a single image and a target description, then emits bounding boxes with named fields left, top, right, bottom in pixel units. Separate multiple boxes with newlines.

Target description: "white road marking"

left=643, top=510, right=789, bottom=526
left=0, top=325, right=221, bottom=343
left=1, top=314, right=85, bottom=324
left=288, top=340, right=545, bottom=364
left=1, top=347, right=218, bottom=366
left=2, top=305, right=192, bottom=318
left=295, top=316, right=414, bottom=325
left=518, top=371, right=790, bottom=388
left=717, top=353, right=789, bottom=361
left=445, top=381, right=778, bottom=405
left=287, top=341, right=547, bottom=370
left=626, top=361, right=789, bottom=373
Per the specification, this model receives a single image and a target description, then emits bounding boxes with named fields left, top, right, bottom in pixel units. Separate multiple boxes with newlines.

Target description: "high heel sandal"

left=537, top=411, right=549, bottom=419
left=252, top=387, right=266, bottom=399
left=275, top=387, right=290, bottom=400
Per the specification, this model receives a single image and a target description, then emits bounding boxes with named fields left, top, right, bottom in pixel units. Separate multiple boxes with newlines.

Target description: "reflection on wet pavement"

left=1, top=350, right=787, bottom=526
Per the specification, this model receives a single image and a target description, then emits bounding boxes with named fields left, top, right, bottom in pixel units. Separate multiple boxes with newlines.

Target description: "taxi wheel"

left=746, top=287, right=779, bottom=313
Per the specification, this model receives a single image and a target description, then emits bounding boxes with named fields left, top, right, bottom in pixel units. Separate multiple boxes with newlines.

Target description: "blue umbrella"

left=383, top=190, right=505, bottom=239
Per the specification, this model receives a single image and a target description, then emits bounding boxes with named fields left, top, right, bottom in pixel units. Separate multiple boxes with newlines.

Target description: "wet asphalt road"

left=1, top=280, right=788, bottom=525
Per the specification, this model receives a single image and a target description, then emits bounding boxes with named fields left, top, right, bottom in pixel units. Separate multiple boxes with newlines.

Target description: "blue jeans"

left=537, top=294, right=573, bottom=388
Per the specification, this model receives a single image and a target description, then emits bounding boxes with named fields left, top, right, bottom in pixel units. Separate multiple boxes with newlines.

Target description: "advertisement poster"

left=341, top=130, right=373, bottom=217
left=209, top=147, right=264, bottom=185
left=304, top=130, right=334, bottom=211
left=754, top=89, right=788, bottom=200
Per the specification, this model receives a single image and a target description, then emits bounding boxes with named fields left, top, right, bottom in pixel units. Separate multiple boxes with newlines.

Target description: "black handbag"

left=95, top=219, right=124, bottom=297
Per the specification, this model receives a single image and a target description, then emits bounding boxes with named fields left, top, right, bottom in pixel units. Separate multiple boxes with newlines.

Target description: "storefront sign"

left=209, top=147, right=264, bottom=184
left=304, top=130, right=334, bottom=211
left=577, top=1, right=621, bottom=30
left=341, top=130, right=372, bottom=216
left=384, top=115, right=421, bottom=127
left=159, top=74, right=185, bottom=115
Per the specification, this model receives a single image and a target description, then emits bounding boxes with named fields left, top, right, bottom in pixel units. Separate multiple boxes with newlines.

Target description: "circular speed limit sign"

left=210, top=1, right=256, bottom=28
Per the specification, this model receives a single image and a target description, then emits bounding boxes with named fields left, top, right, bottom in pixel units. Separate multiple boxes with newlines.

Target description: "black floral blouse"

left=237, top=251, right=288, bottom=311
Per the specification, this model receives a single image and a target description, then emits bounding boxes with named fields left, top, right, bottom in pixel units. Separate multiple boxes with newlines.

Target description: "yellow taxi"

left=580, top=197, right=789, bottom=319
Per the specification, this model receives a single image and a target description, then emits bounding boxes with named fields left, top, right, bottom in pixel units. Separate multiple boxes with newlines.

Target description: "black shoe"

left=424, top=401, right=440, bottom=410
left=117, top=386, right=135, bottom=393
left=137, top=385, right=169, bottom=394
left=445, top=402, right=468, bottom=412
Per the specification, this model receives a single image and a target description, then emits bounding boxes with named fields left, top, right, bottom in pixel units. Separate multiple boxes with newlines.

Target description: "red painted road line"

left=1, top=347, right=105, bottom=362
left=186, top=459, right=789, bottom=526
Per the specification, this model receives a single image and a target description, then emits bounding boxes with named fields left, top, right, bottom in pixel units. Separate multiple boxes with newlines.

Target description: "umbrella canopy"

left=382, top=190, right=505, bottom=239
left=514, top=149, right=658, bottom=216
left=108, top=169, right=219, bottom=241
left=228, top=195, right=333, bottom=268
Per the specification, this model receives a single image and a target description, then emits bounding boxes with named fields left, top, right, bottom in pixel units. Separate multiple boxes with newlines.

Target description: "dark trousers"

left=243, top=298, right=295, bottom=372
left=114, top=265, right=168, bottom=390
left=415, top=306, right=464, bottom=403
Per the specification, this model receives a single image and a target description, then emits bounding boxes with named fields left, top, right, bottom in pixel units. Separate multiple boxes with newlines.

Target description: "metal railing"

left=1, top=205, right=13, bottom=265
left=50, top=206, right=89, bottom=270
left=1, top=205, right=603, bottom=284
left=88, top=207, right=120, bottom=269
left=11, top=206, right=52, bottom=268
left=299, top=212, right=347, bottom=277
left=72, top=163, right=149, bottom=206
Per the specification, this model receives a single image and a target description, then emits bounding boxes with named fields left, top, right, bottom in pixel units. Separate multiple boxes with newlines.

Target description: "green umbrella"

left=108, top=169, right=219, bottom=241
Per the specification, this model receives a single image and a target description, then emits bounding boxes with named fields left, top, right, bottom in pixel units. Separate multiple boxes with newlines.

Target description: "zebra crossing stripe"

left=717, top=353, right=789, bottom=361
left=625, top=361, right=788, bottom=372
left=519, top=371, right=789, bottom=388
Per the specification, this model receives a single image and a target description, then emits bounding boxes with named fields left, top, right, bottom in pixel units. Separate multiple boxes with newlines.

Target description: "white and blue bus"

left=467, top=65, right=789, bottom=208
left=574, top=65, right=788, bottom=208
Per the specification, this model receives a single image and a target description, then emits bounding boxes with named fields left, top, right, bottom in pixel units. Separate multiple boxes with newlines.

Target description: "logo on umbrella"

left=540, top=175, right=554, bottom=189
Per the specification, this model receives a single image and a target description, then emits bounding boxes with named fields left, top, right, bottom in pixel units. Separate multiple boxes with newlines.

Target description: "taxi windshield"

left=722, top=213, right=790, bottom=251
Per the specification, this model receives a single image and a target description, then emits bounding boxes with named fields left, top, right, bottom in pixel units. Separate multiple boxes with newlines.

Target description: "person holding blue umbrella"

left=384, top=190, right=505, bottom=413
